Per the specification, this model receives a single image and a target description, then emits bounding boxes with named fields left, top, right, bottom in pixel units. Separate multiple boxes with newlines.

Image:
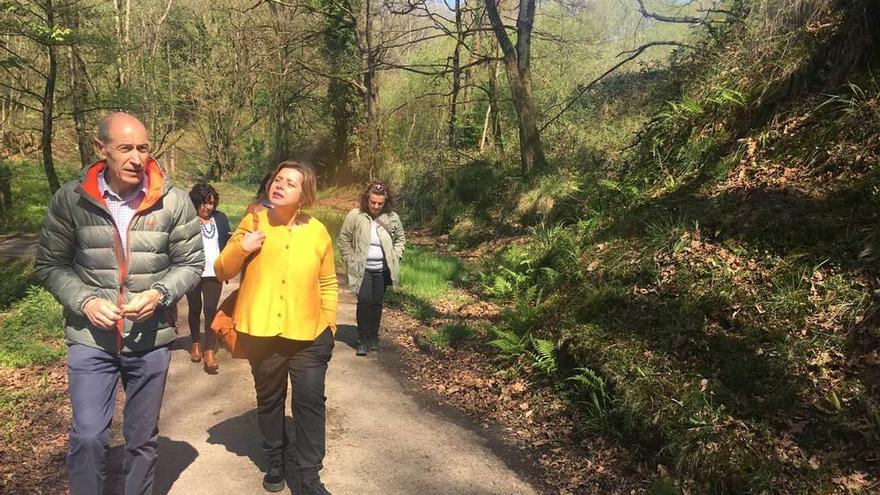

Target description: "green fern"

left=488, top=328, right=527, bottom=359
left=566, top=367, right=609, bottom=420
left=530, top=338, right=558, bottom=377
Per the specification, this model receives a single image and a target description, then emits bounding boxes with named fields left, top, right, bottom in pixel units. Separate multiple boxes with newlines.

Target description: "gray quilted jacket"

left=34, top=160, right=204, bottom=353
left=338, top=208, right=405, bottom=293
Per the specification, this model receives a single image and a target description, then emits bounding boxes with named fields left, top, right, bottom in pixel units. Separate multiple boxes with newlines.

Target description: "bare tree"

left=484, top=0, right=546, bottom=172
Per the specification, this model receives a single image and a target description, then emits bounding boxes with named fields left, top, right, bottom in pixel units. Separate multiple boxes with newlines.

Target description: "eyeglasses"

left=370, top=184, right=386, bottom=193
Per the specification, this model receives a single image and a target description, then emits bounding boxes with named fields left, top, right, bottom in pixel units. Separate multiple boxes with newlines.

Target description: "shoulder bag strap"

left=241, top=210, right=261, bottom=277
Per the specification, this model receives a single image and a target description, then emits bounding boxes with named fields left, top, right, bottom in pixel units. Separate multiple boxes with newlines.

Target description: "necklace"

left=201, top=220, right=216, bottom=239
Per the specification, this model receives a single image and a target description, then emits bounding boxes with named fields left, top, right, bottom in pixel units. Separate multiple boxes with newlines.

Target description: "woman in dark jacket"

left=186, top=183, right=231, bottom=372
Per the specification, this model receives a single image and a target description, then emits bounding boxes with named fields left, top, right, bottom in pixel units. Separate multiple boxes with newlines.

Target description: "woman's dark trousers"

left=243, top=329, right=335, bottom=484
left=185, top=277, right=222, bottom=349
left=356, top=269, right=387, bottom=345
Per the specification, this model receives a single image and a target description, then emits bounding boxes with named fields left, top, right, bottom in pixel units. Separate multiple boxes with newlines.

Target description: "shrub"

left=0, top=257, right=36, bottom=310
left=428, top=322, right=474, bottom=348
left=0, top=287, right=64, bottom=367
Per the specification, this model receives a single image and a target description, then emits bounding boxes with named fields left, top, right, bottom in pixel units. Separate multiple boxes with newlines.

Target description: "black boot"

left=369, top=335, right=379, bottom=351
left=262, top=460, right=285, bottom=492
left=299, top=478, right=332, bottom=495
left=356, top=340, right=368, bottom=356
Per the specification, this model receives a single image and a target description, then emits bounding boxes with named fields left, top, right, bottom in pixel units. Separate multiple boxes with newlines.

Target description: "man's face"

left=94, top=118, right=150, bottom=194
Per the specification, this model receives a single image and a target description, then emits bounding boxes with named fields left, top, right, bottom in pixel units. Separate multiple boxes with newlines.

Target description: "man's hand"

left=241, top=230, right=266, bottom=254
left=120, top=289, right=162, bottom=322
left=83, top=298, right=123, bottom=330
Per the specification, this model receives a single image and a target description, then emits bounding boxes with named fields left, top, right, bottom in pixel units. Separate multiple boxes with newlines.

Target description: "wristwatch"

left=151, top=284, right=172, bottom=307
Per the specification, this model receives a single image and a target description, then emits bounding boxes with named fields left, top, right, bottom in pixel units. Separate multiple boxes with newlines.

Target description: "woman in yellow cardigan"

left=214, top=161, right=338, bottom=495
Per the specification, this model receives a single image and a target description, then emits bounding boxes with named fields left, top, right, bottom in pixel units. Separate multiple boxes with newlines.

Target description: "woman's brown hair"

left=359, top=181, right=394, bottom=214
left=270, top=160, right=317, bottom=209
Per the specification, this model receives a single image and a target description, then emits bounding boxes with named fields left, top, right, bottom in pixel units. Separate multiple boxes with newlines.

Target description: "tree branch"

left=540, top=41, right=694, bottom=131
left=635, top=0, right=708, bottom=24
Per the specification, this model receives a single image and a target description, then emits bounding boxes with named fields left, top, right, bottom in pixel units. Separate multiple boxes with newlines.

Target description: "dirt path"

left=0, top=233, right=37, bottom=258
left=149, top=282, right=540, bottom=495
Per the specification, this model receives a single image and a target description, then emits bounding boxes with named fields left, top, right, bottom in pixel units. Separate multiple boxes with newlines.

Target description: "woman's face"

left=269, top=167, right=304, bottom=210
left=367, top=193, right=386, bottom=218
left=197, top=196, right=216, bottom=220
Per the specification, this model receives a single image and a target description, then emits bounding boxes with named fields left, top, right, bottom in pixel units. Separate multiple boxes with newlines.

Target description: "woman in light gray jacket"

left=338, top=182, right=406, bottom=356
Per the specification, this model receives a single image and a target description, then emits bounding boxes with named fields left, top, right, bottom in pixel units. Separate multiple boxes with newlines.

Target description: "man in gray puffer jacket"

left=35, top=112, right=203, bottom=495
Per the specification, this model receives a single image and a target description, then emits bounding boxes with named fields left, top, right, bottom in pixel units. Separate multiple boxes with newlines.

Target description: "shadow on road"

left=334, top=324, right=358, bottom=349
left=105, top=436, right=198, bottom=495
left=206, top=410, right=303, bottom=492
left=169, top=335, right=193, bottom=352
left=205, top=410, right=264, bottom=468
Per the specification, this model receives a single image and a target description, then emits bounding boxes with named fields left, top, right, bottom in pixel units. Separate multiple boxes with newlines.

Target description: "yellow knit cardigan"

left=214, top=210, right=338, bottom=341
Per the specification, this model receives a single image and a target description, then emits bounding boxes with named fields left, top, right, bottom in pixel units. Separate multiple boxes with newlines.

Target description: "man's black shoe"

left=369, top=336, right=379, bottom=351
left=300, top=479, right=332, bottom=495
left=356, top=341, right=368, bottom=356
left=262, top=461, right=286, bottom=492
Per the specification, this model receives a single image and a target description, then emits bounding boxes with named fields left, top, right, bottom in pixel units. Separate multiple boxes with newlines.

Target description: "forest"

left=2, top=0, right=879, bottom=493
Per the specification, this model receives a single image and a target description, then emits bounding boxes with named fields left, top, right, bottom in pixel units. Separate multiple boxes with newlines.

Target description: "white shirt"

left=365, top=220, right=385, bottom=271
left=97, top=171, right=148, bottom=254
left=200, top=218, right=220, bottom=277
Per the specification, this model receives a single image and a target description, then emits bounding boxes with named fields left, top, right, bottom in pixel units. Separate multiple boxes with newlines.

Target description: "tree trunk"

left=0, top=161, right=12, bottom=222
left=488, top=44, right=503, bottom=153
left=42, top=9, right=60, bottom=192
left=124, top=0, right=131, bottom=75
left=505, top=64, right=543, bottom=172
left=484, top=0, right=545, bottom=172
left=113, top=0, right=124, bottom=87
left=446, top=0, right=463, bottom=147
left=360, top=0, right=382, bottom=175
left=68, top=11, right=94, bottom=168
left=463, top=6, right=482, bottom=117
left=362, top=68, right=381, bottom=176
left=328, top=78, right=353, bottom=174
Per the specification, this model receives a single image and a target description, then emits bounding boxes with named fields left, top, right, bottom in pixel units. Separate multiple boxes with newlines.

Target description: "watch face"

left=154, top=287, right=170, bottom=306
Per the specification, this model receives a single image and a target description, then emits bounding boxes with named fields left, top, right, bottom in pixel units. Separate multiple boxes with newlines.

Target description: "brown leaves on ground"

left=382, top=308, right=656, bottom=494
left=406, top=228, right=530, bottom=261
left=314, top=187, right=359, bottom=212
left=0, top=363, right=69, bottom=494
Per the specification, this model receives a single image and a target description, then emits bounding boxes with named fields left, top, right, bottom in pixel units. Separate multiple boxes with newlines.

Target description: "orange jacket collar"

left=81, top=158, right=166, bottom=212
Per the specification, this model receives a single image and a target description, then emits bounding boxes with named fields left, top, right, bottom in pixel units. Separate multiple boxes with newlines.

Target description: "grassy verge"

left=212, top=182, right=257, bottom=229
left=0, top=159, right=78, bottom=234
left=0, top=257, right=35, bottom=310
left=394, top=4, right=880, bottom=489
left=385, top=246, right=468, bottom=322
left=0, top=287, right=65, bottom=368
left=308, top=205, right=345, bottom=240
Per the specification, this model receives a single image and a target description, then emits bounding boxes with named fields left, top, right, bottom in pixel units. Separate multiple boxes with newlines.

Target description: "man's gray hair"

left=96, top=116, right=112, bottom=143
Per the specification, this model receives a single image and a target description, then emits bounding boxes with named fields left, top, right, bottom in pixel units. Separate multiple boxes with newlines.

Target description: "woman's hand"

left=241, top=230, right=266, bottom=254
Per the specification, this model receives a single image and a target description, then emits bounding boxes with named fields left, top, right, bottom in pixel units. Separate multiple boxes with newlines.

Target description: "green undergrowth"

left=212, top=182, right=256, bottom=229
left=0, top=159, right=79, bottom=234
left=0, top=375, right=66, bottom=445
left=307, top=205, right=345, bottom=240
left=475, top=201, right=877, bottom=492
left=385, top=246, right=468, bottom=322
left=0, top=287, right=64, bottom=368
left=397, top=2, right=880, bottom=492
left=427, top=322, right=477, bottom=349
left=0, top=257, right=35, bottom=310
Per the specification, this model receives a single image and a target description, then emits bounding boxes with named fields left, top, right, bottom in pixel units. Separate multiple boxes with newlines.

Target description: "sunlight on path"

left=153, top=282, right=539, bottom=494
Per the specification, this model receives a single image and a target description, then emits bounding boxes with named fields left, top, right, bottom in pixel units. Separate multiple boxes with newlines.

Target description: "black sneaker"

left=369, top=336, right=379, bottom=351
left=300, top=478, right=332, bottom=495
left=262, top=461, right=286, bottom=492
left=356, top=341, right=368, bottom=356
